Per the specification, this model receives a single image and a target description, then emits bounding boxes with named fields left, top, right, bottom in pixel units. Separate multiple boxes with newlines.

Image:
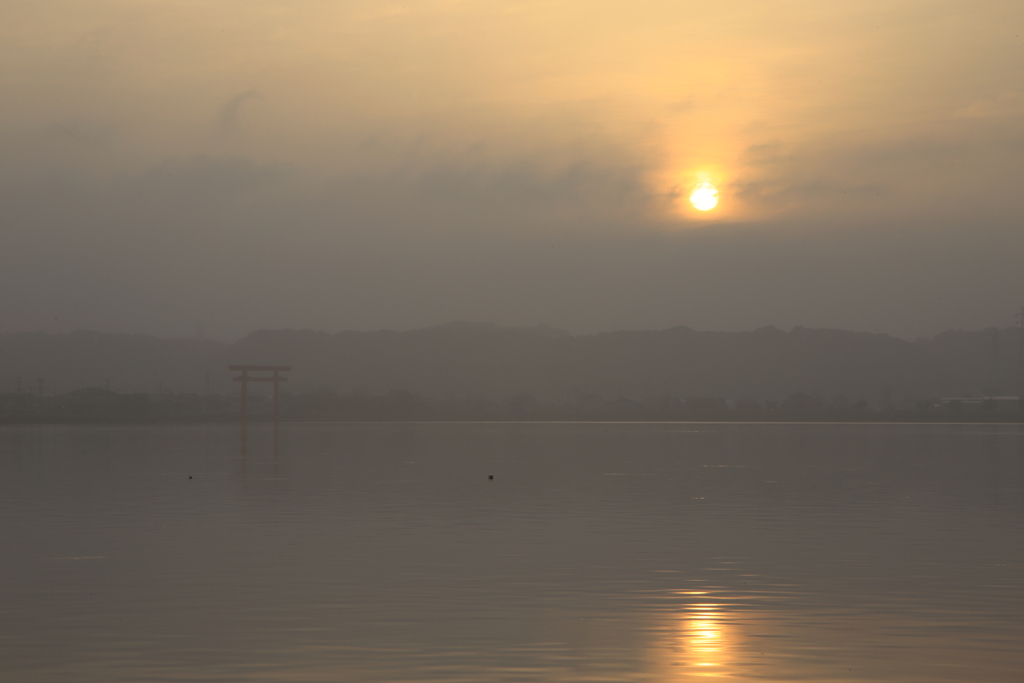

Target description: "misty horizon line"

left=6, top=319, right=1023, bottom=345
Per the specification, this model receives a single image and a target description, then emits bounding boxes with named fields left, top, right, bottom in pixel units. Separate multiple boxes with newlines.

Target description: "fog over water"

left=2, top=422, right=1022, bottom=682
left=3, top=1, right=1024, bottom=339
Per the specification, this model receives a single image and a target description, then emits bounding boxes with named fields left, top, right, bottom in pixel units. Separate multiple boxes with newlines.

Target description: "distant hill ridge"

left=0, top=325, right=1018, bottom=403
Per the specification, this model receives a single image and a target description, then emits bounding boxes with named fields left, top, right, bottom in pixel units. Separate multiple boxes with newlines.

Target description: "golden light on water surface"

left=683, top=604, right=726, bottom=671
left=650, top=595, right=739, bottom=679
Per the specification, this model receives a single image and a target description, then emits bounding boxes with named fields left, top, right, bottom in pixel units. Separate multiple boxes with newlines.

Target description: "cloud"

left=954, top=91, right=1024, bottom=120
left=728, top=109, right=1024, bottom=225
left=215, top=90, right=261, bottom=136
left=1, top=147, right=1022, bottom=341
left=2, top=0, right=1023, bottom=339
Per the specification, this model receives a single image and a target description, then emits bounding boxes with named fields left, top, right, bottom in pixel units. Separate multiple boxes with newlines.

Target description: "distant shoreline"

left=2, top=414, right=1022, bottom=426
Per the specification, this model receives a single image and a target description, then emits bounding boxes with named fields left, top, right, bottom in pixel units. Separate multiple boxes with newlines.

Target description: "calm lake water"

left=1, top=422, right=1022, bottom=682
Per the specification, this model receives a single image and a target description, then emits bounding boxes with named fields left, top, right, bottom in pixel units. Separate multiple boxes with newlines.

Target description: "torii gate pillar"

left=230, top=365, right=291, bottom=449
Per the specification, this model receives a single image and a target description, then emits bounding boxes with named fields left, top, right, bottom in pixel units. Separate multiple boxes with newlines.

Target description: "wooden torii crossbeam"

left=230, top=365, right=291, bottom=449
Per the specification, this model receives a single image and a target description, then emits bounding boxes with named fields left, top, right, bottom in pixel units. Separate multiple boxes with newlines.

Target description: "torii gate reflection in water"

left=230, top=365, right=291, bottom=451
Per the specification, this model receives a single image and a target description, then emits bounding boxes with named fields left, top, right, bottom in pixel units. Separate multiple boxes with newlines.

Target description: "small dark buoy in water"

left=488, top=474, right=493, bottom=480
left=189, top=476, right=192, bottom=480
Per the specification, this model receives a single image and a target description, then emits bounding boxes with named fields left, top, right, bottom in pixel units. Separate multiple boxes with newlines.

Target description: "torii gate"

left=230, top=365, right=291, bottom=449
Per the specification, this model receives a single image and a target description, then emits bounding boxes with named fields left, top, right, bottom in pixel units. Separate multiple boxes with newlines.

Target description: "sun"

left=689, top=181, right=719, bottom=211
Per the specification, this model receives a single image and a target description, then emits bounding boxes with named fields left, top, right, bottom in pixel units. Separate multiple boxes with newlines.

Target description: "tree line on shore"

left=0, top=386, right=1018, bottom=424
left=1, top=323, right=1022, bottom=421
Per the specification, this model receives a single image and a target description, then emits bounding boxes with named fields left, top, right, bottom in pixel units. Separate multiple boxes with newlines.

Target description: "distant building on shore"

left=937, top=396, right=1021, bottom=412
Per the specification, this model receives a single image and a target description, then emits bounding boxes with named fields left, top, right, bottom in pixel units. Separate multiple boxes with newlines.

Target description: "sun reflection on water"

left=652, top=591, right=742, bottom=679
left=681, top=604, right=726, bottom=673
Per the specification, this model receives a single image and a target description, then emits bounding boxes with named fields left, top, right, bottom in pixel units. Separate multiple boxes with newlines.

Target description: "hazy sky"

left=2, top=0, right=1023, bottom=339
